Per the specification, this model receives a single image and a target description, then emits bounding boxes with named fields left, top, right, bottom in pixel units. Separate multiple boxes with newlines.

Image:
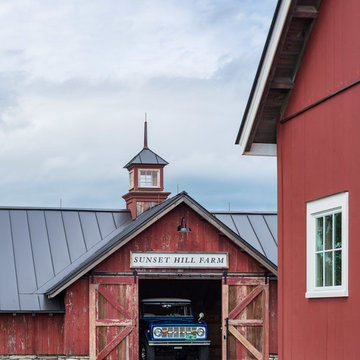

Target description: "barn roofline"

left=235, top=0, right=322, bottom=155
left=44, top=192, right=277, bottom=299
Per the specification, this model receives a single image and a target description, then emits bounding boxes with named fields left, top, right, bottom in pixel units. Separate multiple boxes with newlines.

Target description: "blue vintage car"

left=140, top=298, right=210, bottom=360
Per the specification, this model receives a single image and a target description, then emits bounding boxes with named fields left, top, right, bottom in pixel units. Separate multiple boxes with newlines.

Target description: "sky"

left=0, top=0, right=277, bottom=212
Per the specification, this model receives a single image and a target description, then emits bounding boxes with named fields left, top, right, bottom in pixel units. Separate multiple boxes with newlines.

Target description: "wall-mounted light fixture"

left=177, top=217, right=191, bottom=232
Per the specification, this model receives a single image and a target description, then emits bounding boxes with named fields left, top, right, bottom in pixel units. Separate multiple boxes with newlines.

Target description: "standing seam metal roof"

left=124, top=147, right=168, bottom=168
left=0, top=194, right=277, bottom=313
left=212, top=212, right=277, bottom=266
left=0, top=208, right=132, bottom=312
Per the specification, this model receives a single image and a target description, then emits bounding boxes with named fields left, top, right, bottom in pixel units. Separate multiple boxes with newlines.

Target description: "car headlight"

left=153, top=327, right=162, bottom=337
left=196, top=327, right=205, bottom=338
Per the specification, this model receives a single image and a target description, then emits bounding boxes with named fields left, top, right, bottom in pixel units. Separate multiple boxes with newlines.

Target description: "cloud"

left=0, top=0, right=278, bottom=210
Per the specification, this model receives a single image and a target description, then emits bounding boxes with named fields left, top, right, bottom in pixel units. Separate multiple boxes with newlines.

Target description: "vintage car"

left=140, top=298, right=210, bottom=360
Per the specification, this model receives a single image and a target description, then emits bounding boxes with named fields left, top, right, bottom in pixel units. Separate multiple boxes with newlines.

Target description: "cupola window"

left=129, top=170, right=134, bottom=189
left=139, top=169, right=160, bottom=188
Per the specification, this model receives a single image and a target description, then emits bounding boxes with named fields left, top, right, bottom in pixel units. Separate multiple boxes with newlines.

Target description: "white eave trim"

left=238, top=0, right=292, bottom=154
left=244, top=143, right=277, bottom=157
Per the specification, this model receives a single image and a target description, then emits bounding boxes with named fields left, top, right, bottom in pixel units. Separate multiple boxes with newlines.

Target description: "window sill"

left=306, top=288, right=348, bottom=298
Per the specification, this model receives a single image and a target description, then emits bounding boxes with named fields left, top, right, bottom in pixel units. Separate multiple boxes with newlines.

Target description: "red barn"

left=236, top=0, right=359, bottom=359
left=0, top=124, right=278, bottom=359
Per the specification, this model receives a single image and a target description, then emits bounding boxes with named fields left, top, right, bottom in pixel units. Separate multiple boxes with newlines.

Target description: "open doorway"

left=139, top=278, right=222, bottom=359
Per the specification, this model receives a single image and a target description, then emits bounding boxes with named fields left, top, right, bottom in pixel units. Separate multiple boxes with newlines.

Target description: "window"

left=129, top=170, right=134, bottom=189
left=139, top=169, right=160, bottom=188
left=136, top=201, right=156, bottom=216
left=306, top=192, right=348, bottom=298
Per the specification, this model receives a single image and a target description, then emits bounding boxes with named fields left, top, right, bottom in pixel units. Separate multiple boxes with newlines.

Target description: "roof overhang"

left=46, top=192, right=277, bottom=299
left=235, top=0, right=322, bottom=156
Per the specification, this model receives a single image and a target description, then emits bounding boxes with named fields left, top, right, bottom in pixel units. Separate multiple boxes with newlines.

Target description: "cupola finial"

left=144, top=112, right=148, bottom=149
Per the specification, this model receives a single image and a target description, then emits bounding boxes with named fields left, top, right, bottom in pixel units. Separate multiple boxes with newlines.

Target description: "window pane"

left=316, top=217, right=323, bottom=251
left=325, top=215, right=333, bottom=250
left=315, top=253, right=323, bottom=287
left=139, top=170, right=158, bottom=187
left=325, top=252, right=333, bottom=286
left=152, top=171, right=158, bottom=186
left=334, top=250, right=342, bottom=286
left=334, top=212, right=342, bottom=249
left=129, top=171, right=134, bottom=189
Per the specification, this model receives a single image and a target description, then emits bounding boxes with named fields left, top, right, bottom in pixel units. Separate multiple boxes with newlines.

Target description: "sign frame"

left=130, top=251, right=229, bottom=269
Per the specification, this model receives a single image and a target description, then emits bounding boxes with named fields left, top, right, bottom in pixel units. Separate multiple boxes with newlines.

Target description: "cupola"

left=122, top=120, right=171, bottom=219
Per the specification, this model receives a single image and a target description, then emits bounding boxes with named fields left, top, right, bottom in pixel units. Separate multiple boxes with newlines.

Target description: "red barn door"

left=222, top=276, right=269, bottom=360
left=89, top=276, right=138, bottom=360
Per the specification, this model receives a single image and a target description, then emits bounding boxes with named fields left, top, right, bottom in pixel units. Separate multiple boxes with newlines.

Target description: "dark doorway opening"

left=139, top=278, right=222, bottom=360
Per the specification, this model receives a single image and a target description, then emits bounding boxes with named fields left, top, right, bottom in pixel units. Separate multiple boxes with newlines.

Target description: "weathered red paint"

left=96, top=204, right=265, bottom=273
left=0, top=203, right=278, bottom=356
left=64, top=278, right=89, bottom=355
left=0, top=313, right=64, bottom=355
left=95, top=204, right=277, bottom=354
left=90, top=276, right=138, bottom=360
left=122, top=164, right=170, bottom=219
left=278, top=1, right=360, bottom=359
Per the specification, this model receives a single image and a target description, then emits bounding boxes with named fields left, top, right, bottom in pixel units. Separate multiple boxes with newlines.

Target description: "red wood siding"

left=0, top=203, right=277, bottom=356
left=284, top=0, right=360, bottom=119
left=64, top=278, right=89, bottom=355
left=269, top=280, right=278, bottom=355
left=96, top=204, right=265, bottom=273
left=278, top=1, right=360, bottom=358
left=0, top=314, right=64, bottom=355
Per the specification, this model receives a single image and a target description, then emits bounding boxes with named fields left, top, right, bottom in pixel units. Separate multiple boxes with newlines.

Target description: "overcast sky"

left=0, top=0, right=277, bottom=212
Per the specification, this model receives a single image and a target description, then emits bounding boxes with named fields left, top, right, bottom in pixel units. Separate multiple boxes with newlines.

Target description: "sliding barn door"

left=89, top=276, right=138, bottom=360
left=222, top=276, right=269, bottom=360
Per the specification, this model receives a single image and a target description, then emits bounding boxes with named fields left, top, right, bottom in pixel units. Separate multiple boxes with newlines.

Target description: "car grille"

left=158, top=326, right=197, bottom=339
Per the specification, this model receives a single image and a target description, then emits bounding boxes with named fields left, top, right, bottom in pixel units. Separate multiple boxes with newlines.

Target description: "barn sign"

left=130, top=251, right=229, bottom=269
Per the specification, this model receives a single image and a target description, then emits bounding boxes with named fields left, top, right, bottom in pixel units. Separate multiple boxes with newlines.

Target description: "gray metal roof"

left=124, top=147, right=168, bottom=168
left=0, top=193, right=277, bottom=313
left=211, top=212, right=277, bottom=266
left=39, top=195, right=180, bottom=299
left=0, top=207, right=132, bottom=312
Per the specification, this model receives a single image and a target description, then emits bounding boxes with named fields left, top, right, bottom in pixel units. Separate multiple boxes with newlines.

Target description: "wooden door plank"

left=89, top=283, right=96, bottom=360
left=229, top=319, right=264, bottom=327
left=95, top=319, right=132, bottom=327
left=98, top=285, right=132, bottom=319
left=106, top=284, right=118, bottom=360
left=228, top=285, right=264, bottom=320
left=90, top=277, right=137, bottom=360
left=228, top=325, right=263, bottom=360
left=222, top=281, right=229, bottom=360
left=130, top=278, right=139, bottom=360
left=263, top=283, right=270, bottom=360
left=97, top=326, right=133, bottom=360
left=227, top=277, right=265, bottom=286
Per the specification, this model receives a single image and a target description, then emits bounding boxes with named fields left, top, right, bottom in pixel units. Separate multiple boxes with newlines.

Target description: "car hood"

left=143, top=318, right=206, bottom=326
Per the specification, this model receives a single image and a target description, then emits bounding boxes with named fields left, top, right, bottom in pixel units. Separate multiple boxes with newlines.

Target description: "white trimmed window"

left=138, top=169, right=160, bottom=188
left=306, top=192, right=348, bottom=298
left=136, top=201, right=156, bottom=215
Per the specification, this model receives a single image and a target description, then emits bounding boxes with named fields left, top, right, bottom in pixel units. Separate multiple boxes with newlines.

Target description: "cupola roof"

left=124, top=119, right=168, bottom=168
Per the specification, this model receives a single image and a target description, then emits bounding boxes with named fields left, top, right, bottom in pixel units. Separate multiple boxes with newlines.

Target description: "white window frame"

left=306, top=192, right=348, bottom=298
left=138, top=169, right=160, bottom=188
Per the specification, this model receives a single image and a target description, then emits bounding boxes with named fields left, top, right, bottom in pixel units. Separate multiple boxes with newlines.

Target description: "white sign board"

left=130, top=252, right=228, bottom=269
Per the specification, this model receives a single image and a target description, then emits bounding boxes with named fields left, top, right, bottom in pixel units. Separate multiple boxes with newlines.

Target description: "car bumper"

left=148, top=340, right=211, bottom=346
